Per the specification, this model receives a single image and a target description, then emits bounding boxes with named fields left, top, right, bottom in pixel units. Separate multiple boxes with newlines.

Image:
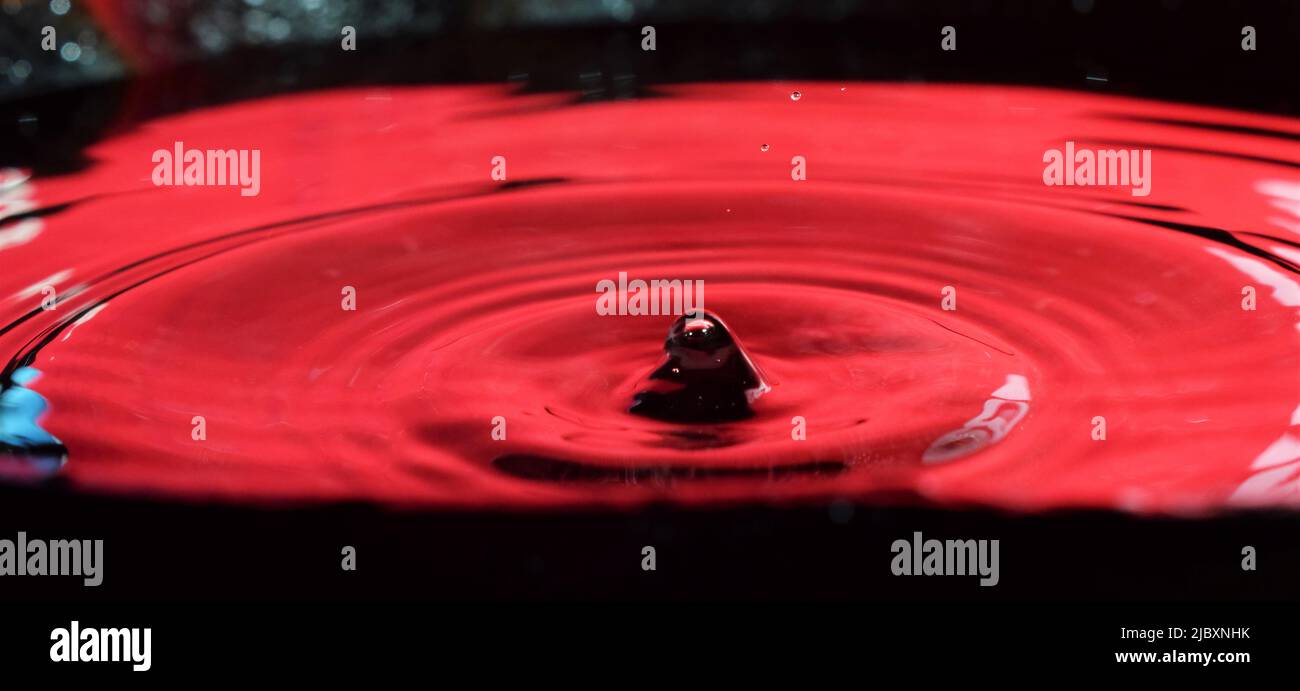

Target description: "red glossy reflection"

left=1, top=83, right=1298, bottom=513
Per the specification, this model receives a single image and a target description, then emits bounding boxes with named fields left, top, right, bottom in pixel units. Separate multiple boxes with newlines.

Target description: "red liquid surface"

left=2, top=83, right=1298, bottom=513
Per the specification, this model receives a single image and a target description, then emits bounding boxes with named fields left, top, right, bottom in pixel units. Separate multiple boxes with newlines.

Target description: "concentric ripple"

left=1, top=83, right=1297, bottom=512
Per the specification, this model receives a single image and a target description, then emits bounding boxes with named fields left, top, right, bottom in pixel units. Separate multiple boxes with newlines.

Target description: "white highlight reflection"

left=923, top=374, right=1030, bottom=464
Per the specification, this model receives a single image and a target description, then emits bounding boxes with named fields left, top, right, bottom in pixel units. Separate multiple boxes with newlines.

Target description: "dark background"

left=0, top=485, right=1296, bottom=601
left=4, top=0, right=1300, bottom=173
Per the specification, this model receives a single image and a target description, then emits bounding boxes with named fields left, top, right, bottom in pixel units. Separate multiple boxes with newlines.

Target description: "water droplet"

left=790, top=91, right=801, bottom=101
left=630, top=312, right=770, bottom=423
left=760, top=144, right=770, bottom=152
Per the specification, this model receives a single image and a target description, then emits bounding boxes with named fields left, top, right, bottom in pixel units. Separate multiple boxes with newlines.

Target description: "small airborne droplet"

left=629, top=311, right=770, bottom=423
left=790, top=91, right=801, bottom=101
